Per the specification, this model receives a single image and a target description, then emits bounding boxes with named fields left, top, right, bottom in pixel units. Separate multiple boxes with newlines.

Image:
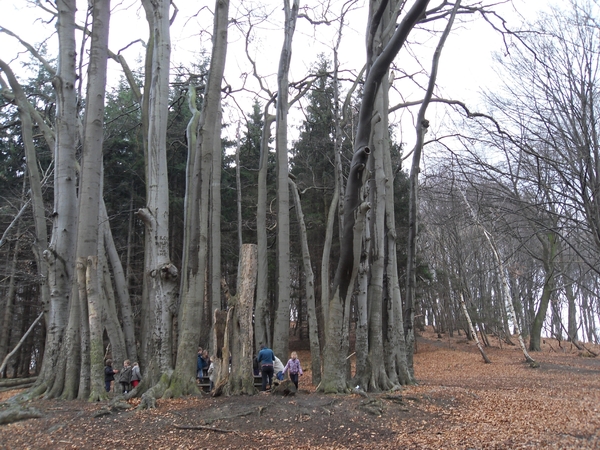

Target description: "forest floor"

left=1, top=328, right=599, bottom=449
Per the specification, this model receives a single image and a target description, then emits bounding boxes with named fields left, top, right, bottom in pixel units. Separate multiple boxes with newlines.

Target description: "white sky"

left=0, top=0, right=555, bottom=148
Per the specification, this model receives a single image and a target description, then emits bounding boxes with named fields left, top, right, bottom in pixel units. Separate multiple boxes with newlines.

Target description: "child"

left=273, top=355, right=285, bottom=383
left=131, top=361, right=142, bottom=389
left=118, top=359, right=132, bottom=394
left=282, top=351, right=303, bottom=389
left=197, top=347, right=204, bottom=379
left=104, top=359, right=119, bottom=393
left=207, top=356, right=215, bottom=392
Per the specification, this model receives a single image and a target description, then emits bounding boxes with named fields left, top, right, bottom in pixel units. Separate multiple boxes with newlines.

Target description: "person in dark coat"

left=104, top=359, right=119, bottom=392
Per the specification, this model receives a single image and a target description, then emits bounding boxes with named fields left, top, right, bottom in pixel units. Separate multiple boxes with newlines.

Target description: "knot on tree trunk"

left=159, top=263, right=178, bottom=280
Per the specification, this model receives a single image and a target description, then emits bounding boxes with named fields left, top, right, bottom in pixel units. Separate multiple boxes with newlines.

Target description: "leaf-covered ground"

left=1, top=329, right=599, bottom=449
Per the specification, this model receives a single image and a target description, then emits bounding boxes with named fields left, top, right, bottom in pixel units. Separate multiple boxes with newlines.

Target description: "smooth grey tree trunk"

left=98, top=203, right=127, bottom=366
left=100, top=247, right=127, bottom=368
left=179, top=83, right=201, bottom=345
left=272, top=0, right=300, bottom=359
left=210, top=100, right=223, bottom=336
left=289, top=179, right=321, bottom=384
left=383, top=131, right=411, bottom=385
left=235, top=125, right=243, bottom=251
left=137, top=0, right=179, bottom=405
left=74, top=0, right=111, bottom=401
left=174, top=0, right=229, bottom=398
left=354, top=229, right=370, bottom=383
left=320, top=0, right=430, bottom=393
left=364, top=72, right=393, bottom=391
left=255, top=110, right=275, bottom=351
left=0, top=211, right=22, bottom=375
left=101, top=201, right=137, bottom=363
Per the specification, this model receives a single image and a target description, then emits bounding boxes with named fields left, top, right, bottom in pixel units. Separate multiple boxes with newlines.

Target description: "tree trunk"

left=101, top=202, right=137, bottom=362
left=364, top=49, right=394, bottom=391
left=273, top=0, right=300, bottom=359
left=137, top=0, right=179, bottom=404
left=0, top=216, right=21, bottom=376
left=529, top=232, right=557, bottom=352
left=174, top=0, right=229, bottom=397
left=235, top=125, right=243, bottom=251
left=209, top=99, right=223, bottom=337
left=99, top=238, right=127, bottom=368
left=255, top=110, right=275, bottom=351
left=320, top=0, right=429, bottom=393
left=460, top=293, right=491, bottom=363
left=224, top=244, right=258, bottom=395
left=74, top=0, right=112, bottom=401
left=289, top=179, right=321, bottom=384
left=383, top=124, right=411, bottom=385
left=354, top=242, right=369, bottom=383
left=321, top=203, right=370, bottom=393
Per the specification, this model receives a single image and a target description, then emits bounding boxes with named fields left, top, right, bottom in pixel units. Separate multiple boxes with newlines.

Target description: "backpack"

left=119, top=366, right=132, bottom=383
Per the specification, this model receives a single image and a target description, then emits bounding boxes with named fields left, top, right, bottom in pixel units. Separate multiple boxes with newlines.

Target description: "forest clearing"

left=1, top=328, right=598, bottom=449
left=1, top=2, right=600, bottom=448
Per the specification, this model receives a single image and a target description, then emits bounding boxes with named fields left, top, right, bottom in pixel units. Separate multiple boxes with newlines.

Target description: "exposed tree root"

left=136, top=372, right=172, bottom=411
left=0, top=377, right=37, bottom=388
left=0, top=406, right=43, bottom=425
left=359, top=398, right=384, bottom=416
left=0, top=382, right=34, bottom=394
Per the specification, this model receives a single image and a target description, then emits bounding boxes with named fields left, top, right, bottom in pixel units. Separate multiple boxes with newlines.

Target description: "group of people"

left=103, top=345, right=302, bottom=395
left=104, top=359, right=142, bottom=394
left=197, top=347, right=215, bottom=391
left=256, top=345, right=303, bottom=391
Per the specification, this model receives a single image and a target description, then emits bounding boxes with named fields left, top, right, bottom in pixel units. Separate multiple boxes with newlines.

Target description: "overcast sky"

left=0, top=0, right=555, bottom=147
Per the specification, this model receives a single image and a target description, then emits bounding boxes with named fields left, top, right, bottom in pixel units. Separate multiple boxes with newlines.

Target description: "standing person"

left=273, top=355, right=285, bottom=382
left=104, top=359, right=119, bottom=393
left=207, top=356, right=215, bottom=392
left=118, top=359, right=132, bottom=394
left=282, top=351, right=303, bottom=389
left=131, top=362, right=142, bottom=389
left=200, top=349, right=210, bottom=380
left=197, top=347, right=204, bottom=379
left=256, top=344, right=275, bottom=391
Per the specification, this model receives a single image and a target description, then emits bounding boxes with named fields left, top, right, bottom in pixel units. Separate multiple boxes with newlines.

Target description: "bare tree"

left=272, top=0, right=300, bottom=359
left=73, top=0, right=112, bottom=401
left=173, top=0, right=230, bottom=398
left=136, top=0, right=179, bottom=404
left=320, top=0, right=430, bottom=394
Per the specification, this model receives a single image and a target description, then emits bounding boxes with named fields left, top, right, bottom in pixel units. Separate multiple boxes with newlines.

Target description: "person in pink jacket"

left=282, top=351, right=303, bottom=389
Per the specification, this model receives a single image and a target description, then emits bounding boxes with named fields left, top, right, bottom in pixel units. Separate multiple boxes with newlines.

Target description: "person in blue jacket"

left=257, top=344, right=275, bottom=391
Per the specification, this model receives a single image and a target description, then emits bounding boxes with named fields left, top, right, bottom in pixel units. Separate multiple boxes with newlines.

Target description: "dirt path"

left=1, top=331, right=599, bottom=449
